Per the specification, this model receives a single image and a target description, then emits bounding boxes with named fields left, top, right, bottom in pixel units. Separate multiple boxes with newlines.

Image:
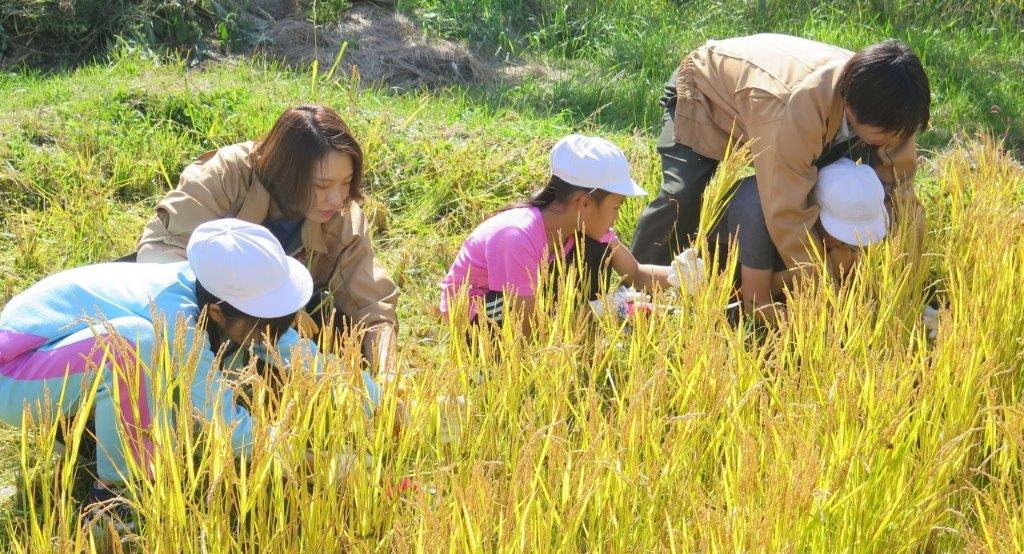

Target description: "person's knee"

left=660, top=153, right=714, bottom=200
left=656, top=108, right=678, bottom=151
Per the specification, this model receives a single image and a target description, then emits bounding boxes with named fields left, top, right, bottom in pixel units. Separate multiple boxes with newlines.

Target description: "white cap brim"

left=623, top=179, right=648, bottom=197
left=227, top=257, right=314, bottom=318
left=819, top=211, right=888, bottom=247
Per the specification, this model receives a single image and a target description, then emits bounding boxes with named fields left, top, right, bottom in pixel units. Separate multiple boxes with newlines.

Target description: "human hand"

left=666, top=248, right=706, bottom=295
left=295, top=309, right=320, bottom=338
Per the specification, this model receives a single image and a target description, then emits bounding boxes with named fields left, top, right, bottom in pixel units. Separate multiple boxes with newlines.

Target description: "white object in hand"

left=667, top=248, right=706, bottom=295
left=922, top=305, right=940, bottom=339
left=588, top=288, right=649, bottom=317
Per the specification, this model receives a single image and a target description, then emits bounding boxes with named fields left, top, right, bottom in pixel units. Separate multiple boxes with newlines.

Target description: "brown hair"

left=837, top=39, right=931, bottom=140
left=251, top=105, right=364, bottom=219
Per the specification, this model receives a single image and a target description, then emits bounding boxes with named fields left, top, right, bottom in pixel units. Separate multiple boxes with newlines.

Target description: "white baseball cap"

left=815, top=158, right=889, bottom=247
left=550, top=134, right=647, bottom=197
left=186, top=219, right=314, bottom=318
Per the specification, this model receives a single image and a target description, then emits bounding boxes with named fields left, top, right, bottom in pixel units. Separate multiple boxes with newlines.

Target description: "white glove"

left=922, top=305, right=940, bottom=339
left=666, top=248, right=706, bottom=295
left=588, top=288, right=649, bottom=317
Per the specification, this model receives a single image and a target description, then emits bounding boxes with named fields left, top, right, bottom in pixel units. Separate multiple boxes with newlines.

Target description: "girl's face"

left=306, top=150, right=354, bottom=223
left=208, top=304, right=269, bottom=349
left=578, top=192, right=625, bottom=241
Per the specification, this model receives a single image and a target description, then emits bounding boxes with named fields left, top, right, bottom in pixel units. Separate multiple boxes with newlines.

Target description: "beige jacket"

left=673, top=34, right=925, bottom=273
left=137, top=142, right=398, bottom=328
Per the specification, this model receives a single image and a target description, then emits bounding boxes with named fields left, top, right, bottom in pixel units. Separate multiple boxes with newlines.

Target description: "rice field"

left=1, top=1, right=1024, bottom=552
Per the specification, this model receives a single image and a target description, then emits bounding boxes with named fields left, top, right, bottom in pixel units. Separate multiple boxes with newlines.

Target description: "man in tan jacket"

left=631, top=34, right=930, bottom=281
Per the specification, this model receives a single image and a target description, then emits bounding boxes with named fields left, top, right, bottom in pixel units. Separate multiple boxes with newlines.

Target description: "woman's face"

left=578, top=192, right=625, bottom=241
left=306, top=150, right=354, bottom=223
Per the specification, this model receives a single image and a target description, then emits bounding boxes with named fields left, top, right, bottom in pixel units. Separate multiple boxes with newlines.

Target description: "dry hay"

left=260, top=5, right=487, bottom=89
left=250, top=0, right=298, bottom=19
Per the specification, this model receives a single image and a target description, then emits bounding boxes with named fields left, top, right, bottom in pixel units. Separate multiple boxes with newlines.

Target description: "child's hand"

left=667, top=248, right=706, bottom=295
left=295, top=309, right=320, bottom=338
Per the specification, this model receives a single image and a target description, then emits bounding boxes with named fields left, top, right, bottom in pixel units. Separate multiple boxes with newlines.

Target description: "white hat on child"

left=815, top=158, right=889, bottom=247
left=550, top=134, right=647, bottom=197
left=187, top=219, right=314, bottom=318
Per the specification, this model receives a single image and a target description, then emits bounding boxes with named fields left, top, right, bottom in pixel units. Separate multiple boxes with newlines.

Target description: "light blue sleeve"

left=181, top=329, right=255, bottom=457
left=253, top=329, right=381, bottom=417
left=258, top=329, right=321, bottom=372
left=360, top=370, right=382, bottom=417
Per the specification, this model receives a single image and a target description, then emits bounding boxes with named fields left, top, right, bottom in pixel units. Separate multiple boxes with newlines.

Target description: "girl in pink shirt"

left=440, top=134, right=698, bottom=334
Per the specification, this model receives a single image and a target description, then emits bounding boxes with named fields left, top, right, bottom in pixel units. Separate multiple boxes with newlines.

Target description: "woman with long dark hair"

left=136, top=105, right=397, bottom=372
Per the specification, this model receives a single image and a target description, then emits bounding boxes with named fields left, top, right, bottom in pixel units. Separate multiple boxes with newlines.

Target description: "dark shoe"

left=81, top=484, right=139, bottom=538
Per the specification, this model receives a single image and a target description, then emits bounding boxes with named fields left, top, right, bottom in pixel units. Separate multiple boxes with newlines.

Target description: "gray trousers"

left=630, top=76, right=719, bottom=266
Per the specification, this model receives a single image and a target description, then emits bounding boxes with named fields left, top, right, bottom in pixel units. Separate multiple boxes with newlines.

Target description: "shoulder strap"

left=814, top=137, right=874, bottom=169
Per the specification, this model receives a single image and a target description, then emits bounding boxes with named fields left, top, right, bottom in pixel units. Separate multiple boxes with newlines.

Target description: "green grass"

left=400, top=0, right=1024, bottom=148
left=1, top=1, right=1023, bottom=551
left=0, top=0, right=249, bottom=68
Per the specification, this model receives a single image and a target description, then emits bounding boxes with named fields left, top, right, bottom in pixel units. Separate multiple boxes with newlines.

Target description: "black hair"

left=509, top=175, right=612, bottom=211
left=838, top=39, right=931, bottom=140
left=194, top=280, right=298, bottom=348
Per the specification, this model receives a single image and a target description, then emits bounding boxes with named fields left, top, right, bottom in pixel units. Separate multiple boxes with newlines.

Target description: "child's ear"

left=207, top=303, right=226, bottom=326
left=576, top=191, right=592, bottom=210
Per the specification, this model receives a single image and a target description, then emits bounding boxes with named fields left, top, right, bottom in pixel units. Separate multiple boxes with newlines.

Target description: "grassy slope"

left=0, top=0, right=1022, bottom=551
left=399, top=0, right=1024, bottom=149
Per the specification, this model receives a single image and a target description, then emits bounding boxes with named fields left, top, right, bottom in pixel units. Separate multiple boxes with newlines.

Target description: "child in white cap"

left=440, top=134, right=704, bottom=333
left=0, top=219, right=381, bottom=532
left=710, top=157, right=889, bottom=324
